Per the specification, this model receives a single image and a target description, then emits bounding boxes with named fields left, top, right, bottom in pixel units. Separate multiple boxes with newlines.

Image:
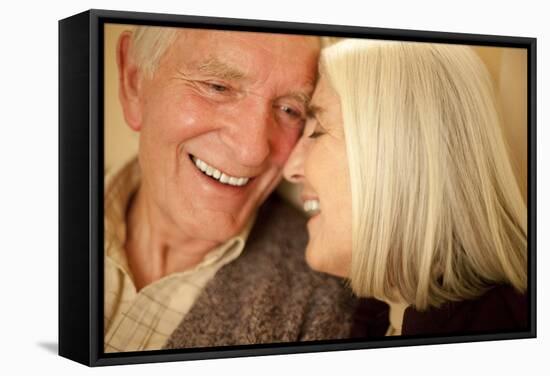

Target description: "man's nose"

left=223, top=102, right=271, bottom=167
left=283, top=136, right=306, bottom=184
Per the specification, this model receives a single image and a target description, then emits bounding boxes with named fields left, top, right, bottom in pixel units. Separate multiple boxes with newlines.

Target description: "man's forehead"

left=195, top=57, right=246, bottom=80
left=173, top=30, right=316, bottom=72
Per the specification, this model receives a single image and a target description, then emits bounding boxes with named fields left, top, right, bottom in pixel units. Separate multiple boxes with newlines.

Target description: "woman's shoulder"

left=403, top=285, right=528, bottom=336
left=466, top=284, right=528, bottom=331
left=351, top=285, right=529, bottom=339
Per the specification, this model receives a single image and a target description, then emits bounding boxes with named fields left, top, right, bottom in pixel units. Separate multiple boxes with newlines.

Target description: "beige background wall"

left=104, top=24, right=140, bottom=176
left=472, top=45, right=528, bottom=199
left=104, top=24, right=528, bottom=201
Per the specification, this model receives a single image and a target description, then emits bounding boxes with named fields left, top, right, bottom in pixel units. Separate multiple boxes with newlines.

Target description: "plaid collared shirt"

left=103, top=159, right=254, bottom=352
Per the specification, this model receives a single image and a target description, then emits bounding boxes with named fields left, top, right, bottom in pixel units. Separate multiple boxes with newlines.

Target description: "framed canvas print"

left=59, top=9, right=536, bottom=367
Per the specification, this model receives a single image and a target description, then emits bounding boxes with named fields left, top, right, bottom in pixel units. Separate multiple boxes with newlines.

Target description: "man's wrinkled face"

left=134, top=29, right=319, bottom=241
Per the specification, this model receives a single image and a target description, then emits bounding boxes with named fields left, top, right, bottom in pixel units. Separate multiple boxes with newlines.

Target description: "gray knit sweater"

left=163, top=194, right=357, bottom=349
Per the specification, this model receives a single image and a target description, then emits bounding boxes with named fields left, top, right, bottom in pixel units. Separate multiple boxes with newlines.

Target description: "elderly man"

left=104, top=26, right=356, bottom=352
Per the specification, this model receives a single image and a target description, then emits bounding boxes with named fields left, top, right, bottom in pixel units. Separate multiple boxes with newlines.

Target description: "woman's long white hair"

left=321, top=40, right=527, bottom=310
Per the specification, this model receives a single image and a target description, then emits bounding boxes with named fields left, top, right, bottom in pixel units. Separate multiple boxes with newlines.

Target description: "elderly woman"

left=283, top=39, right=528, bottom=337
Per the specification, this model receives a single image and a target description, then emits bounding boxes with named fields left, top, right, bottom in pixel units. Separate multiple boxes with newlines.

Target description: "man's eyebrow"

left=195, top=57, right=246, bottom=80
left=281, top=91, right=312, bottom=106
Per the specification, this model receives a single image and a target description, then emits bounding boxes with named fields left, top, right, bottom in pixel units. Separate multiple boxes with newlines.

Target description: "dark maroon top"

left=351, top=285, right=528, bottom=338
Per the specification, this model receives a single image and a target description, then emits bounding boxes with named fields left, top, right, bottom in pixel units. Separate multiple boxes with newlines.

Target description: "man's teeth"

left=304, top=199, right=321, bottom=214
left=192, top=156, right=250, bottom=187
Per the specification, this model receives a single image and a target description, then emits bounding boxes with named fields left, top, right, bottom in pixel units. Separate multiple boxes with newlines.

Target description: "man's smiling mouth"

left=190, top=154, right=251, bottom=187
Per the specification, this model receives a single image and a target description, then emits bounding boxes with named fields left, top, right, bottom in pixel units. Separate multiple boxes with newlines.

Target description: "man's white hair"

left=130, top=26, right=179, bottom=78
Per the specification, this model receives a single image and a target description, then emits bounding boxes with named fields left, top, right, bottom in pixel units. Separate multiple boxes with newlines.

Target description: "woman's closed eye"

left=309, top=130, right=325, bottom=139
left=308, top=123, right=326, bottom=139
left=305, top=105, right=328, bottom=139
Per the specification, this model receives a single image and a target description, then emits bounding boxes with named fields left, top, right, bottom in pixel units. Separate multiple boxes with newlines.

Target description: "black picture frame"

left=59, top=8, right=537, bottom=367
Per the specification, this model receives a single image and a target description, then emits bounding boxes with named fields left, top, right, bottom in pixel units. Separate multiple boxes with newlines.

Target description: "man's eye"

left=206, top=82, right=229, bottom=92
left=273, top=103, right=306, bottom=130
left=279, top=105, right=302, bottom=118
left=198, top=81, right=231, bottom=95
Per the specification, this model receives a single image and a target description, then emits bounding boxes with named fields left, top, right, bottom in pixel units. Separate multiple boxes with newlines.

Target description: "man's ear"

left=117, top=31, right=144, bottom=132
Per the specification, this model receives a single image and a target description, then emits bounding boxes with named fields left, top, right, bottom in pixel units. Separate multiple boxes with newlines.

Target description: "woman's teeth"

left=304, top=199, right=321, bottom=214
left=191, top=155, right=250, bottom=187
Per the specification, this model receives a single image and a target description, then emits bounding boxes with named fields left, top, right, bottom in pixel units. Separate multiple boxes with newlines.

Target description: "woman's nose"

left=283, top=136, right=307, bottom=184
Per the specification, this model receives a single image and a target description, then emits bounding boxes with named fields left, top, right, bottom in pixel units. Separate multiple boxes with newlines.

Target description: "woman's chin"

left=304, top=244, right=323, bottom=272
left=304, top=244, right=349, bottom=278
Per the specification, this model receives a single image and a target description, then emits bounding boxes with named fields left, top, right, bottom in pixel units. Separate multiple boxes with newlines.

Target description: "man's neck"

left=124, top=186, right=220, bottom=291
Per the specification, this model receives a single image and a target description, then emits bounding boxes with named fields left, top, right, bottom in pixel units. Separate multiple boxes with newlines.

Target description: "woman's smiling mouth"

left=303, top=198, right=321, bottom=216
